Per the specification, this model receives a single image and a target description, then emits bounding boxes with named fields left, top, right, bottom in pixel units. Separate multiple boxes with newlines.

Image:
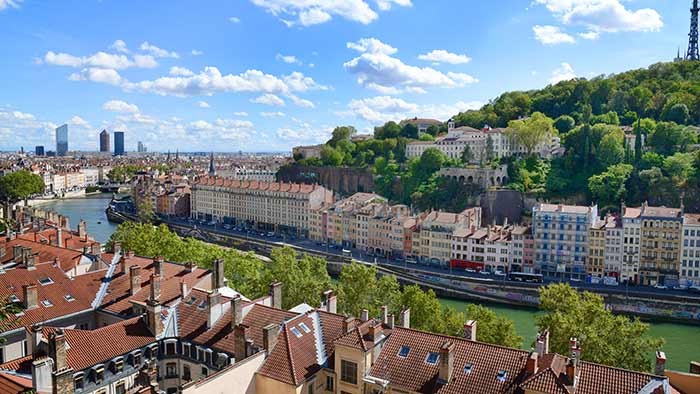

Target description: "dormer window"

left=94, top=366, right=104, bottom=384
left=64, top=294, right=75, bottom=302
left=73, top=373, right=84, bottom=391
left=425, top=352, right=440, bottom=365
left=9, top=295, right=20, bottom=303
left=114, top=358, right=124, bottom=373
left=497, top=370, right=508, bottom=382
left=397, top=345, right=410, bottom=358
left=290, top=327, right=302, bottom=338
left=41, top=300, right=53, bottom=307
left=185, top=296, right=196, bottom=305
left=197, top=300, right=207, bottom=310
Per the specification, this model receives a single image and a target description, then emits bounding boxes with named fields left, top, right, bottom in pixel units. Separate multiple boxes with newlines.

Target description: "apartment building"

left=587, top=219, right=606, bottom=277
left=533, top=203, right=597, bottom=281
left=604, top=214, right=623, bottom=280
left=622, top=206, right=643, bottom=283
left=681, top=214, right=700, bottom=287
left=190, top=176, right=333, bottom=236
left=638, top=204, right=683, bottom=286
left=511, top=225, right=534, bottom=273
left=413, top=208, right=481, bottom=267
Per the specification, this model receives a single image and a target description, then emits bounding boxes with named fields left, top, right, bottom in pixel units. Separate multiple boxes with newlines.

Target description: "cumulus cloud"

left=169, top=66, right=194, bottom=76
left=340, top=96, right=482, bottom=124
left=197, top=100, right=211, bottom=108
left=191, top=49, right=204, bottom=56
left=533, top=25, right=575, bottom=45
left=534, top=0, right=662, bottom=33
left=229, top=16, right=241, bottom=23
left=578, top=31, right=600, bottom=40
left=276, top=53, right=302, bottom=65
left=251, top=93, right=286, bottom=106
left=110, top=40, right=129, bottom=53
left=102, top=100, right=140, bottom=113
left=0, top=0, right=21, bottom=11
left=251, top=0, right=410, bottom=26
left=418, top=49, right=471, bottom=65
left=288, top=94, right=315, bottom=108
left=549, top=62, right=577, bottom=84
left=69, top=68, right=124, bottom=86
left=344, top=38, right=478, bottom=92
left=42, top=50, right=158, bottom=70
left=261, top=111, right=286, bottom=118
left=233, top=111, right=248, bottom=116
left=140, top=41, right=179, bottom=58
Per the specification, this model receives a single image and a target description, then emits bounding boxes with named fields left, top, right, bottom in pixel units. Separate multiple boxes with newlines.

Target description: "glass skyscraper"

left=114, top=131, right=125, bottom=156
left=55, top=124, right=68, bottom=156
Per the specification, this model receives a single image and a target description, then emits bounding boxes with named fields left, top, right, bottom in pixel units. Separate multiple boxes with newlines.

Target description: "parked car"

left=465, top=268, right=476, bottom=273
left=494, top=270, right=506, bottom=277
left=654, top=284, right=667, bottom=290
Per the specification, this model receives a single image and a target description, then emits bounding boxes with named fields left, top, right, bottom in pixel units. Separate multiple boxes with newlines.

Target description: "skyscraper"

left=99, top=129, right=110, bottom=153
left=35, top=146, right=44, bottom=156
left=137, top=141, right=147, bottom=153
left=114, top=131, right=125, bottom=156
left=55, top=124, right=68, bottom=156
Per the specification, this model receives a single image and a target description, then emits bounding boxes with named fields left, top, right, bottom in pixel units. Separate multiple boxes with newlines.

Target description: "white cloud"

left=169, top=66, right=194, bottom=76
left=418, top=49, right=471, bottom=65
left=534, top=0, right=662, bottom=33
left=533, top=25, right=575, bottom=45
left=110, top=40, right=129, bottom=53
left=102, top=100, right=140, bottom=114
left=251, top=0, right=410, bottom=26
left=229, top=16, right=241, bottom=23
left=69, top=68, right=124, bottom=86
left=341, top=96, right=482, bottom=124
left=191, top=49, right=204, bottom=56
left=251, top=93, right=286, bottom=106
left=43, top=50, right=157, bottom=69
left=261, top=111, right=286, bottom=118
left=69, top=115, right=91, bottom=129
left=0, top=0, right=21, bottom=11
left=276, top=53, right=302, bottom=65
left=288, top=94, right=315, bottom=108
left=197, top=100, right=211, bottom=108
left=233, top=111, right=248, bottom=116
left=578, top=31, right=600, bottom=40
left=344, top=38, right=478, bottom=92
left=139, top=42, right=179, bottom=58
left=133, top=55, right=159, bottom=68
left=549, top=62, right=577, bottom=84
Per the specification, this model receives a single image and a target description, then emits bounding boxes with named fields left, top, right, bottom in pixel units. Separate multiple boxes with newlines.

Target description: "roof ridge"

left=283, top=323, right=298, bottom=386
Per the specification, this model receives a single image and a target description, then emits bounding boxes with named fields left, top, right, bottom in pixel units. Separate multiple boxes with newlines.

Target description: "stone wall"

left=439, top=165, right=509, bottom=189
left=479, top=190, right=524, bottom=225
left=276, top=165, right=375, bottom=197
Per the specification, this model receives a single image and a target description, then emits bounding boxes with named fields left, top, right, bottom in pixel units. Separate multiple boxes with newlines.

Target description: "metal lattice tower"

left=688, top=0, right=700, bottom=60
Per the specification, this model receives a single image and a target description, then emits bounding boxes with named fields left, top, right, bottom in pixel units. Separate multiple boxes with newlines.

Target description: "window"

left=9, top=295, right=20, bottom=303
left=132, top=351, right=142, bottom=366
left=115, top=381, right=125, bottom=394
left=340, top=360, right=357, bottom=385
left=425, top=352, right=440, bottom=365
left=325, top=376, right=334, bottom=391
left=183, top=365, right=191, bottom=381
left=308, top=383, right=314, bottom=394
left=166, top=342, right=175, bottom=355
left=198, top=300, right=207, bottom=310
left=185, top=296, right=196, bottom=305
left=397, top=345, right=410, bottom=358
left=64, top=294, right=75, bottom=302
left=291, top=327, right=303, bottom=338
left=94, top=366, right=104, bottom=384
left=41, top=300, right=53, bottom=307
left=166, top=363, right=177, bottom=378
left=497, top=370, right=508, bottom=382
left=114, top=358, right=124, bottom=373
left=299, top=322, right=311, bottom=333
left=464, top=363, right=473, bottom=374
left=38, top=277, right=54, bottom=285
left=201, top=367, right=208, bottom=377
left=74, top=375, right=84, bottom=391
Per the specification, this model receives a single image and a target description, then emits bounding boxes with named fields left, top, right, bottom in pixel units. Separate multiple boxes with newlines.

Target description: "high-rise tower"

left=208, top=152, right=216, bottom=176
left=688, top=0, right=699, bottom=61
left=99, top=129, right=110, bottom=153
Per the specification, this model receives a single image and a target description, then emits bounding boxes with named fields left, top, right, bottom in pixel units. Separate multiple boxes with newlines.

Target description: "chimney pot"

left=368, top=323, right=384, bottom=344
left=212, top=258, right=226, bottom=289
left=399, top=308, right=411, bottom=328
left=342, top=316, right=356, bottom=334
left=387, top=314, right=395, bottom=329
left=322, top=290, right=337, bottom=314
left=113, top=242, right=122, bottom=254
left=149, top=274, right=161, bottom=301
left=361, top=309, right=369, bottom=322
left=231, top=295, right=243, bottom=328
left=180, top=280, right=188, bottom=298
left=234, top=324, right=249, bottom=362
left=153, top=256, right=164, bottom=278
left=381, top=305, right=388, bottom=325
left=536, top=330, right=550, bottom=355
left=129, top=265, right=142, bottom=295
left=262, top=324, right=280, bottom=353
left=438, top=341, right=455, bottom=383
left=526, top=351, right=539, bottom=375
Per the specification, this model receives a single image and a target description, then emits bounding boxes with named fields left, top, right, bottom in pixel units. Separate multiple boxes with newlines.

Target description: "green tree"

left=598, top=130, right=625, bottom=167
left=662, top=103, right=690, bottom=125
left=461, top=145, right=475, bottom=164
left=419, top=133, right=435, bottom=141
left=485, top=135, right=495, bottom=162
left=0, top=170, right=45, bottom=220
left=320, top=145, right=344, bottom=166
left=400, top=123, right=419, bottom=139
left=464, top=304, right=522, bottom=348
left=336, top=262, right=400, bottom=318
left=328, top=126, right=356, bottom=147
left=634, top=119, right=643, bottom=166
left=536, top=283, right=664, bottom=372
left=264, top=247, right=332, bottom=309
left=588, top=164, right=633, bottom=208
left=508, top=112, right=555, bottom=156
left=135, top=198, right=156, bottom=223
left=426, top=124, right=440, bottom=137
left=648, top=122, right=683, bottom=156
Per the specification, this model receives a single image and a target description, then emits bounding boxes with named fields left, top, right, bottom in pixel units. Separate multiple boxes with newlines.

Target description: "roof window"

left=497, top=370, right=508, bottom=382
left=299, top=322, right=311, bottom=333
left=425, top=352, right=439, bottom=365
left=464, top=363, right=473, bottom=374
left=290, top=327, right=302, bottom=338
left=397, top=345, right=410, bottom=358
left=41, top=299, right=54, bottom=307
left=38, top=277, right=54, bottom=286
left=64, top=294, right=75, bottom=302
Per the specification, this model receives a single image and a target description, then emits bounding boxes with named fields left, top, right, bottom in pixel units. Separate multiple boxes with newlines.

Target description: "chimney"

left=48, top=329, right=68, bottom=371
left=77, top=220, right=87, bottom=240
left=23, top=284, right=38, bottom=309
left=690, top=361, right=700, bottom=375
left=130, top=265, right=142, bottom=295
left=360, top=309, right=369, bottom=322
left=262, top=324, right=280, bottom=352
left=399, top=308, right=411, bottom=328
left=387, top=314, right=395, bottom=329
left=566, top=359, right=577, bottom=385
left=381, top=305, right=388, bottom=325
left=180, top=280, right=188, bottom=298
left=150, top=274, right=161, bottom=301
left=570, top=337, right=581, bottom=364
left=463, top=320, right=477, bottom=341
left=342, top=316, right=356, bottom=334
left=56, top=227, right=63, bottom=248
left=536, top=330, right=550, bottom=355
left=145, top=299, right=163, bottom=337
left=90, top=243, right=101, bottom=256
left=207, top=291, right=221, bottom=329
left=119, top=255, right=128, bottom=274
left=322, top=290, right=337, bottom=314
left=113, top=242, right=122, bottom=254
left=13, top=245, right=23, bottom=262
left=234, top=324, right=249, bottom=361
left=185, top=261, right=197, bottom=272
left=212, top=258, right=225, bottom=289
left=368, top=322, right=384, bottom=344
left=438, top=342, right=455, bottom=383
left=29, top=324, right=42, bottom=355
left=26, top=253, right=36, bottom=270
left=153, top=256, right=164, bottom=278
left=231, top=295, right=243, bottom=328
left=60, top=216, right=70, bottom=231
left=269, top=281, right=282, bottom=309
left=526, top=351, right=539, bottom=375
left=655, top=351, right=667, bottom=376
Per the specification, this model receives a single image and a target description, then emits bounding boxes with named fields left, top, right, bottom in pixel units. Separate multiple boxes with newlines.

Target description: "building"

left=55, top=124, right=68, bottom=156
left=403, top=117, right=442, bottom=135
left=622, top=206, right=642, bottom=283
left=533, top=203, right=597, bottom=281
left=587, top=218, right=606, bottom=278
left=114, top=131, right=125, bottom=156
left=137, top=141, right=147, bottom=153
left=681, top=214, right=700, bottom=287
left=99, top=129, right=110, bottom=153
left=190, top=176, right=333, bottom=236
left=638, top=204, right=683, bottom=286
left=292, top=144, right=323, bottom=160
left=412, top=208, right=481, bottom=267
left=603, top=214, right=623, bottom=281
left=34, top=146, right=44, bottom=156
left=511, top=225, right=534, bottom=273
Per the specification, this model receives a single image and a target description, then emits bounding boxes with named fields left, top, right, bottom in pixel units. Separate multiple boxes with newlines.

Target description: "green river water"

left=35, top=194, right=700, bottom=372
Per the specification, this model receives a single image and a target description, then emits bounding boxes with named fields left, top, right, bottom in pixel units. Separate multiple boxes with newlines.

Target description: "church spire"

left=208, top=152, right=216, bottom=176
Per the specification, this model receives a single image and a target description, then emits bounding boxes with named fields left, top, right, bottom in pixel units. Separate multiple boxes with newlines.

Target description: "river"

left=36, top=194, right=700, bottom=372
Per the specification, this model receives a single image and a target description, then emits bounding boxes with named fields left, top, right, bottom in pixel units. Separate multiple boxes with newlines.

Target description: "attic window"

left=397, top=345, right=410, bottom=358
left=197, top=300, right=207, bottom=310
left=290, top=327, right=303, bottom=338
left=496, top=370, right=508, bottom=382
left=9, top=295, right=20, bottom=303
left=185, top=296, right=196, bottom=305
left=64, top=294, right=75, bottom=302
left=41, top=300, right=54, bottom=307
left=299, top=322, right=311, bottom=333
left=38, top=277, right=54, bottom=286
left=464, top=363, right=473, bottom=374
left=425, top=352, right=440, bottom=365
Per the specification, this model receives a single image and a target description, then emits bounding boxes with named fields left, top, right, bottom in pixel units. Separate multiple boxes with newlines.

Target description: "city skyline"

left=0, top=1, right=693, bottom=153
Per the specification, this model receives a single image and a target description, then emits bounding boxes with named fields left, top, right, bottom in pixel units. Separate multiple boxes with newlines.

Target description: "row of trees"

left=0, top=170, right=45, bottom=224
left=108, top=222, right=663, bottom=373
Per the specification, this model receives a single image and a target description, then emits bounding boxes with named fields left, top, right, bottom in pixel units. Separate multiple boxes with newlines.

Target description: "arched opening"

left=467, top=176, right=474, bottom=183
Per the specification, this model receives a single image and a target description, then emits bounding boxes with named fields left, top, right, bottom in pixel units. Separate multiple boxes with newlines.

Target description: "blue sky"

left=0, top=0, right=692, bottom=152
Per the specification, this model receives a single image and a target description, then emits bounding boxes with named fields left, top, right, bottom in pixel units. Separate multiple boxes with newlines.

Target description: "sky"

left=0, top=0, right=693, bottom=153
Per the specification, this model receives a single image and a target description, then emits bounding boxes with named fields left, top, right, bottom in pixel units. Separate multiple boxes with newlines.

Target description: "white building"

left=603, top=214, right=623, bottom=280
left=622, top=206, right=642, bottom=283
left=681, top=214, right=700, bottom=287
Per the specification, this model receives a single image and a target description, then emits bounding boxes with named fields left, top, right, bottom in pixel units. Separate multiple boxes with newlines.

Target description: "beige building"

left=588, top=219, right=606, bottom=277
left=412, top=208, right=481, bottom=267
left=637, top=204, right=683, bottom=286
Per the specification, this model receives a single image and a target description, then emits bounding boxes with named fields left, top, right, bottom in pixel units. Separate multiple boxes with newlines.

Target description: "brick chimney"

left=48, top=328, right=69, bottom=371
left=263, top=323, right=280, bottom=353
left=569, top=337, right=581, bottom=364
left=13, top=245, right=22, bottom=263
left=381, top=305, right=388, bottom=325
left=185, top=261, right=197, bottom=272
left=119, top=255, right=128, bottom=274
left=438, top=342, right=455, bottom=383
left=360, top=309, right=369, bottom=322
left=368, top=322, right=383, bottom=344
left=25, top=252, right=36, bottom=271
left=153, top=256, right=164, bottom=278
left=231, top=295, right=243, bottom=329
left=399, top=308, right=410, bottom=328
left=180, top=280, right=188, bottom=298
left=77, top=220, right=87, bottom=240
left=212, top=258, right=225, bottom=289
left=655, top=351, right=667, bottom=376
left=463, top=320, right=477, bottom=341
left=269, top=281, right=282, bottom=309
left=145, top=299, right=163, bottom=338
left=90, top=243, right=101, bottom=256
left=150, top=274, right=161, bottom=301
left=56, top=227, right=63, bottom=248
left=207, top=291, right=222, bottom=329
left=23, top=284, right=38, bottom=309
left=322, top=290, right=337, bottom=314
left=387, top=314, right=395, bottom=329
left=526, top=351, right=539, bottom=375
left=130, top=265, right=142, bottom=295
left=342, top=316, right=356, bottom=334
left=234, top=324, right=249, bottom=361
left=112, top=242, right=122, bottom=254
left=536, top=330, right=550, bottom=355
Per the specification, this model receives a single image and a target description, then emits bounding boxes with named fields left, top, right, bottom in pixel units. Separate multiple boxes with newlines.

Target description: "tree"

left=264, top=247, right=332, bottom=309
left=648, top=122, right=683, bottom=156
left=400, top=123, right=419, bottom=139
left=328, top=126, right=356, bottom=147
left=588, top=164, right=633, bottom=208
left=426, top=124, right=440, bottom=137
left=536, top=283, right=663, bottom=373
left=598, top=131, right=625, bottom=167
left=464, top=304, right=522, bottom=348
left=336, top=263, right=400, bottom=318
left=461, top=145, right=475, bottom=164
left=135, top=197, right=156, bottom=223
left=320, top=145, right=344, bottom=166
left=634, top=119, right=643, bottom=166
left=662, top=103, right=690, bottom=125
left=553, top=115, right=575, bottom=134
left=485, top=135, right=495, bottom=162
left=0, top=170, right=45, bottom=220
left=508, top=112, right=555, bottom=156
left=375, top=121, right=401, bottom=139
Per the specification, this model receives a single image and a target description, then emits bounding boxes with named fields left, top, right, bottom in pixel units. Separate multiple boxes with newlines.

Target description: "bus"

left=508, top=272, right=544, bottom=283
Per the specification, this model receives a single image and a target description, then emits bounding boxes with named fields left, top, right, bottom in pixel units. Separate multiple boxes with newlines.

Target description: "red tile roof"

left=0, top=372, right=32, bottom=394
left=192, top=176, right=320, bottom=194
left=1, top=238, right=89, bottom=273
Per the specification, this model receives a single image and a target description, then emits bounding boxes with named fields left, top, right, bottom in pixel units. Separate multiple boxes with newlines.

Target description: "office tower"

left=137, top=141, right=146, bottom=153
left=56, top=124, right=68, bottom=156
left=99, top=129, right=110, bottom=153
left=114, top=131, right=125, bottom=156
left=35, top=146, right=45, bottom=156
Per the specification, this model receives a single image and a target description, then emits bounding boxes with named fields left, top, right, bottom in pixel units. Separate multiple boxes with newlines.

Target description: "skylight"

left=290, top=327, right=303, bottom=338
left=9, top=295, right=20, bottom=303
left=397, top=345, right=410, bottom=358
left=299, top=322, right=311, bottom=333
left=41, top=299, right=53, bottom=307
left=64, top=294, right=75, bottom=302
left=38, top=277, right=54, bottom=286
left=497, top=370, right=508, bottom=382
left=425, top=352, right=440, bottom=365
left=185, top=296, right=196, bottom=305
left=464, top=363, right=473, bottom=374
